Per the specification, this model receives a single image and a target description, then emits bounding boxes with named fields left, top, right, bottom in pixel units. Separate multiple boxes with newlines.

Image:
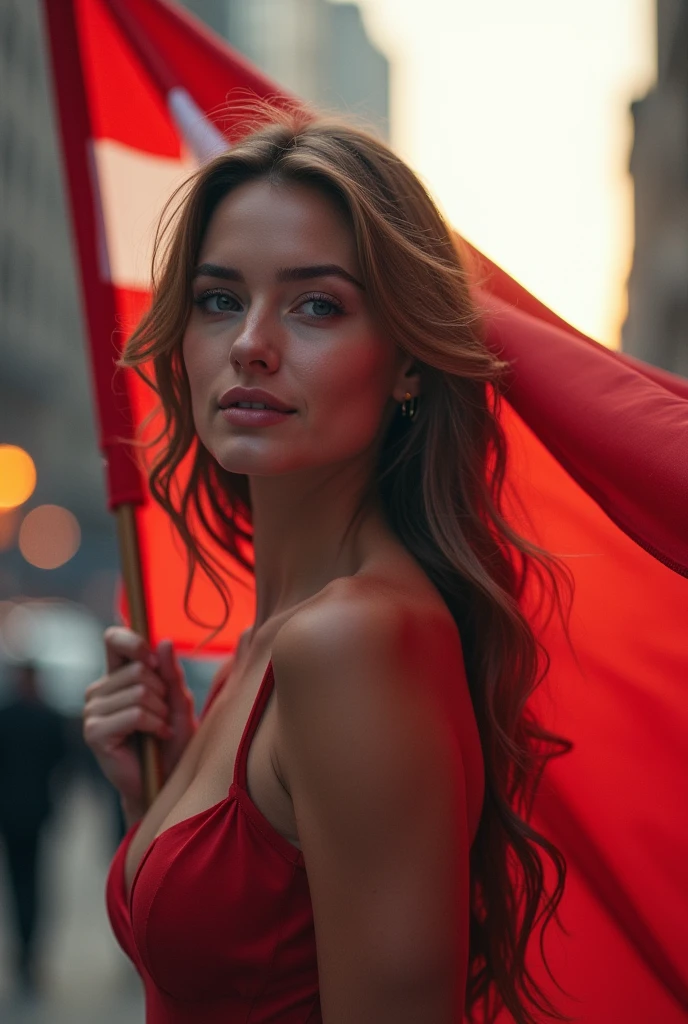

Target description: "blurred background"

left=0, top=0, right=685, bottom=1020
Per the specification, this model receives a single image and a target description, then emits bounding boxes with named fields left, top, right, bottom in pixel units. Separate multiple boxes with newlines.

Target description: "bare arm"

left=273, top=593, right=469, bottom=1023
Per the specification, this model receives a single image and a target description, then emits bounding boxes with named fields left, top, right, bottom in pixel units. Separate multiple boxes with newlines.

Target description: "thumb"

left=156, top=639, right=188, bottom=711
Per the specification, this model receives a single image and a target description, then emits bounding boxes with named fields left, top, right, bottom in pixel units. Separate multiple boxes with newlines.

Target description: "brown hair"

left=122, top=105, right=573, bottom=1023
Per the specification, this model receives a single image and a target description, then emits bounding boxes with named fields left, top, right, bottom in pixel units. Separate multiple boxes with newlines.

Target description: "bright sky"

left=340, top=0, right=657, bottom=348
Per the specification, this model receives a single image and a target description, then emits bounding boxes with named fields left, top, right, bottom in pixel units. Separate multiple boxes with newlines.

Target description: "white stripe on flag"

left=93, top=139, right=197, bottom=290
left=167, top=88, right=229, bottom=164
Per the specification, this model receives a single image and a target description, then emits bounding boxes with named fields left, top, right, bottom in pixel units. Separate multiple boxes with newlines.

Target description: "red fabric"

left=498, top=405, right=688, bottom=1020
left=42, top=0, right=146, bottom=508
left=479, top=292, right=688, bottom=574
left=105, top=0, right=286, bottom=116
left=106, top=661, right=321, bottom=1023
left=468, top=243, right=688, bottom=395
left=43, top=0, right=688, bottom=1020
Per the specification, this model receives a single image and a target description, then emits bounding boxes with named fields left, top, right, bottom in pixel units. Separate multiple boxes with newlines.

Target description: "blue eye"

left=298, top=295, right=344, bottom=319
left=193, top=290, right=240, bottom=314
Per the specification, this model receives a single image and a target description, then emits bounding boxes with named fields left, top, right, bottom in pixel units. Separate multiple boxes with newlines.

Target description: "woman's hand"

left=83, top=627, right=197, bottom=822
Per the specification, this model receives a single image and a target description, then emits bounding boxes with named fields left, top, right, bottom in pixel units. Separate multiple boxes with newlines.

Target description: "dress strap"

left=200, top=655, right=235, bottom=720
left=233, top=660, right=275, bottom=789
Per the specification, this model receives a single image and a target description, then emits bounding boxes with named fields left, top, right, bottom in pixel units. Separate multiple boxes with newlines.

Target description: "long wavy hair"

left=121, top=106, right=573, bottom=1024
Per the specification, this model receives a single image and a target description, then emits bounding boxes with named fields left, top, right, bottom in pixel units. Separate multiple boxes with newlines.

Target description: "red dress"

left=106, top=661, right=322, bottom=1023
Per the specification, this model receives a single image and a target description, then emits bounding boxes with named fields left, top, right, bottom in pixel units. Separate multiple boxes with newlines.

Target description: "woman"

left=83, top=109, right=570, bottom=1024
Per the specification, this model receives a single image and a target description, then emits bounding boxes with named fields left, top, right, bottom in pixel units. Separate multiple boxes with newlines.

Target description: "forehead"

left=198, top=178, right=358, bottom=268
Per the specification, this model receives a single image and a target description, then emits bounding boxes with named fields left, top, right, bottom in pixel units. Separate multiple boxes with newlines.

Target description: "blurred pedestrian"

left=0, top=661, right=68, bottom=992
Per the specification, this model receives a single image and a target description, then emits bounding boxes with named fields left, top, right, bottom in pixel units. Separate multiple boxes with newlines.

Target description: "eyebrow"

left=193, top=262, right=364, bottom=289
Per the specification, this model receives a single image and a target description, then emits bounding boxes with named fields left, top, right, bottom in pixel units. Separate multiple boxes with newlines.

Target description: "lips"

left=218, top=387, right=296, bottom=413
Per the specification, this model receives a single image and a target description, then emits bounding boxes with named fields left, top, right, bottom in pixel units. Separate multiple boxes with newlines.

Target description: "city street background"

left=0, top=780, right=144, bottom=1023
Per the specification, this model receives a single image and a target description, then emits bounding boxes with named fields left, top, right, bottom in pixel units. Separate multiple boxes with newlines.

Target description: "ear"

left=392, top=354, right=422, bottom=403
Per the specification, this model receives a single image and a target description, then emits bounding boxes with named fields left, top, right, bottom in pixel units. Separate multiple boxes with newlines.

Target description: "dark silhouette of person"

left=0, top=661, right=68, bottom=991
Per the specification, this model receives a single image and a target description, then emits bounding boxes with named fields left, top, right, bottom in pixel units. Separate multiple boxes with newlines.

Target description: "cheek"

left=182, top=334, right=217, bottom=432
left=182, top=329, right=210, bottom=384
left=307, top=334, right=396, bottom=436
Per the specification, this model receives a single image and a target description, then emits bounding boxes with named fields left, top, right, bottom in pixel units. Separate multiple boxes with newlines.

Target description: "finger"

left=156, top=640, right=190, bottom=714
left=85, top=662, right=166, bottom=702
left=84, top=707, right=173, bottom=749
left=85, top=682, right=170, bottom=723
left=104, top=626, right=159, bottom=675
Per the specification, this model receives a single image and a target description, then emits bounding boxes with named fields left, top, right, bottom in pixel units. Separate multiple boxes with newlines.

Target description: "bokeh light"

left=0, top=444, right=37, bottom=509
left=0, top=600, right=36, bottom=660
left=0, top=598, right=105, bottom=712
left=18, top=504, right=81, bottom=569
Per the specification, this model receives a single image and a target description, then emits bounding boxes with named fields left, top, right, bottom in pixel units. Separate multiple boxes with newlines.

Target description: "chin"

left=209, top=438, right=306, bottom=477
left=213, top=439, right=369, bottom=479
left=200, top=419, right=378, bottom=478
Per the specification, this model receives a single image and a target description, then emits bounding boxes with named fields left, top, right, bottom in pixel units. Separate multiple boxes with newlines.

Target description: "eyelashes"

left=296, top=293, right=345, bottom=318
left=192, top=289, right=241, bottom=314
left=191, top=289, right=346, bottom=320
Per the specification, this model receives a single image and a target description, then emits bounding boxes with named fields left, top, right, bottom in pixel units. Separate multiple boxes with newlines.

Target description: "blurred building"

left=0, top=1, right=119, bottom=616
left=183, top=0, right=390, bottom=136
left=623, top=0, right=688, bottom=376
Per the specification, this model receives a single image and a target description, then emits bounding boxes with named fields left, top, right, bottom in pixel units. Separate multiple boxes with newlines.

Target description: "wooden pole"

left=115, top=503, right=163, bottom=807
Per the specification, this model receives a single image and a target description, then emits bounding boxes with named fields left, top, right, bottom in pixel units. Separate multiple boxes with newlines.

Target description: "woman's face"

left=182, top=177, right=415, bottom=478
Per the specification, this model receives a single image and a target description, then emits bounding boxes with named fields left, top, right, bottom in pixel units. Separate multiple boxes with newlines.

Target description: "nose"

left=229, top=305, right=281, bottom=375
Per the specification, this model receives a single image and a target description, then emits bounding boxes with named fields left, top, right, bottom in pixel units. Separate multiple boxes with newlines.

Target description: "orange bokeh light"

left=0, top=445, right=37, bottom=509
left=18, top=505, right=81, bottom=569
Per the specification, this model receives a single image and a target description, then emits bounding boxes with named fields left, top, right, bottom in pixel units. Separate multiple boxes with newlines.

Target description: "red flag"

left=42, top=0, right=688, bottom=1020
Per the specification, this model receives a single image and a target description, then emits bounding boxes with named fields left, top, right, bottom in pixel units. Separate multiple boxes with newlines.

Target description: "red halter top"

left=106, top=661, right=322, bottom=1023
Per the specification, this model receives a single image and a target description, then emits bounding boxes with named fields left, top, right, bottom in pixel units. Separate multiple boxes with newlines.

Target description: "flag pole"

left=116, top=505, right=163, bottom=805
left=42, top=0, right=162, bottom=806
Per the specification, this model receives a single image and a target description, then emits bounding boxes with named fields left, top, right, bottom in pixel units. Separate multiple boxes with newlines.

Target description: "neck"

left=247, top=458, right=387, bottom=632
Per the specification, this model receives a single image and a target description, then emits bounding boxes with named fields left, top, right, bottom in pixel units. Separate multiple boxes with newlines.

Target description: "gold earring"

left=400, top=392, right=418, bottom=420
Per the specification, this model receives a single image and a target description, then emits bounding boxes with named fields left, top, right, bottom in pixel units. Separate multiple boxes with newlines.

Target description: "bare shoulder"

left=271, top=575, right=476, bottom=1017
left=272, top=569, right=465, bottom=767
left=271, top=571, right=483, bottom=839
left=271, top=572, right=471, bottom=773
left=272, top=571, right=464, bottom=697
